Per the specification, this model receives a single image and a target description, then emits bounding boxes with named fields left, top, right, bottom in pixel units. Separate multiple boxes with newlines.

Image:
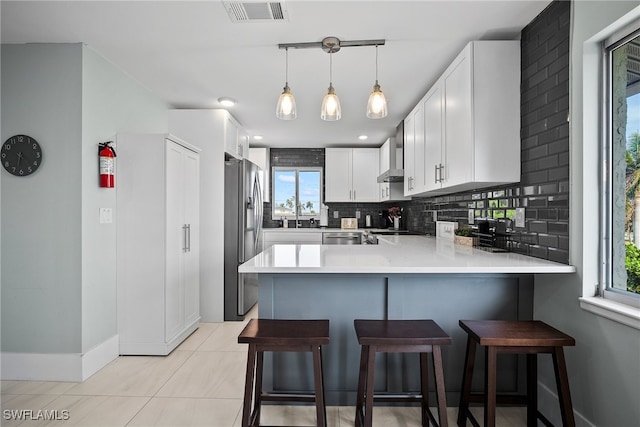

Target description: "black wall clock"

left=1, top=134, right=42, bottom=176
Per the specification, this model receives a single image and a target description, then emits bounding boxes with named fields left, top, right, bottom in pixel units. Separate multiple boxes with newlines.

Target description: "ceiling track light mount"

left=275, top=36, right=387, bottom=121
left=278, top=37, right=386, bottom=52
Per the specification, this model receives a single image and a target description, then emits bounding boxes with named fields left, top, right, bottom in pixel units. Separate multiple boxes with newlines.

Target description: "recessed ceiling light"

left=217, top=97, right=237, bottom=107
left=253, top=135, right=263, bottom=140
left=358, top=135, right=368, bottom=140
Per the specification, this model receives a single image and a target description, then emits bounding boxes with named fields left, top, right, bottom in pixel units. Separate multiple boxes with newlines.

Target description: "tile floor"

left=1, top=306, right=525, bottom=426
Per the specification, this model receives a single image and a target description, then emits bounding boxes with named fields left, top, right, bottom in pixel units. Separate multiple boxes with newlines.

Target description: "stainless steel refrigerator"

left=224, top=158, right=263, bottom=321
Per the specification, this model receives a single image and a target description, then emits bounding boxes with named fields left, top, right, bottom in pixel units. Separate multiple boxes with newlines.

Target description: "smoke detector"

left=223, top=1, right=289, bottom=22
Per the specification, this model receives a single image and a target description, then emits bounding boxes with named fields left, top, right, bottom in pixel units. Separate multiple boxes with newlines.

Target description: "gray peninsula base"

left=256, top=272, right=534, bottom=406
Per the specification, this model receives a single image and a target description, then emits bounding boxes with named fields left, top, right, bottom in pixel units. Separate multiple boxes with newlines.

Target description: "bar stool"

left=354, top=319, right=452, bottom=427
left=457, top=320, right=576, bottom=427
left=238, top=319, right=330, bottom=427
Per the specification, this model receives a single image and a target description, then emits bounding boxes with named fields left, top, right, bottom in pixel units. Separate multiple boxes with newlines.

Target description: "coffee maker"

left=378, top=210, right=393, bottom=229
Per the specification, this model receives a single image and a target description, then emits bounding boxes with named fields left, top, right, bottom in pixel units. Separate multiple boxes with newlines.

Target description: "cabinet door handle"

left=439, top=164, right=444, bottom=183
left=354, top=190, right=356, bottom=200
left=435, top=164, right=438, bottom=183
left=187, top=224, right=191, bottom=252
left=182, top=224, right=188, bottom=252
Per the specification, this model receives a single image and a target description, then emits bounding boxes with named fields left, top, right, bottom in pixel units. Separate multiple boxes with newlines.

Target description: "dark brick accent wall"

left=402, top=0, right=570, bottom=264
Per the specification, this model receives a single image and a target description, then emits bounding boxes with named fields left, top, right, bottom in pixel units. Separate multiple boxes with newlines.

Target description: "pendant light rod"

left=278, top=37, right=385, bottom=51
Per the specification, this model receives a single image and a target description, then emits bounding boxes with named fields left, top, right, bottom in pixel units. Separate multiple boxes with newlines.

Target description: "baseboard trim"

left=1, top=335, right=119, bottom=382
left=538, top=381, right=594, bottom=427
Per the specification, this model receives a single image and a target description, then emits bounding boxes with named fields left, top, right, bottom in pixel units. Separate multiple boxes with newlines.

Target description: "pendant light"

left=321, top=49, right=341, bottom=121
left=276, top=47, right=297, bottom=120
left=366, top=45, right=388, bottom=119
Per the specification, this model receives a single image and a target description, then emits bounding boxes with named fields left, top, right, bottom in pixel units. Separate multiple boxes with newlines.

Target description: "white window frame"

left=271, top=167, right=323, bottom=221
left=580, top=10, right=640, bottom=330
left=601, top=26, right=640, bottom=308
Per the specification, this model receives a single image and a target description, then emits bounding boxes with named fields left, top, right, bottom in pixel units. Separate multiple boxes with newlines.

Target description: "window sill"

left=579, top=297, right=640, bottom=330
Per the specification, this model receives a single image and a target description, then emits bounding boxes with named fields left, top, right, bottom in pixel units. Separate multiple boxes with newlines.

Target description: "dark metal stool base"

left=238, top=319, right=330, bottom=427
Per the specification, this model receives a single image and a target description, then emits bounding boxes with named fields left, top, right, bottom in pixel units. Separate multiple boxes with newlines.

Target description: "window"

left=272, top=167, right=322, bottom=220
left=603, top=27, right=640, bottom=306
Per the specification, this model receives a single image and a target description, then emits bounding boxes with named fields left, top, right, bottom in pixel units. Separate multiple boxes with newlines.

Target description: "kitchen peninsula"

left=238, top=234, right=575, bottom=405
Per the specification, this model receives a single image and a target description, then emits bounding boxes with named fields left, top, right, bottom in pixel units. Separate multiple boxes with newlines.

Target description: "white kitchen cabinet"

left=403, top=102, right=425, bottom=196
left=413, top=41, right=520, bottom=196
left=116, top=133, right=200, bottom=355
left=249, top=147, right=270, bottom=203
left=326, top=148, right=379, bottom=202
left=262, top=230, right=322, bottom=249
left=225, top=113, right=248, bottom=159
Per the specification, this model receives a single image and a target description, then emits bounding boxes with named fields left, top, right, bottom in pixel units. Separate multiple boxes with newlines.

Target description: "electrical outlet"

left=99, top=207, right=113, bottom=224
left=355, top=211, right=361, bottom=219
left=468, top=209, right=474, bottom=224
left=515, top=208, right=525, bottom=228
left=333, top=210, right=339, bottom=219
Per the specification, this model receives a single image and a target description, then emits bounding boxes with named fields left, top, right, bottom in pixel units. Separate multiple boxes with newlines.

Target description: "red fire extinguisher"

left=99, top=142, right=116, bottom=188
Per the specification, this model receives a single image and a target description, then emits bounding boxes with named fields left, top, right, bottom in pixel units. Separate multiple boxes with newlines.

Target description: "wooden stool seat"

left=238, top=319, right=330, bottom=427
left=354, top=319, right=452, bottom=427
left=457, top=320, right=576, bottom=427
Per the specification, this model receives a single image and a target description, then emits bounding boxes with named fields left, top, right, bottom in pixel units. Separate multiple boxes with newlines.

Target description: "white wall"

left=534, top=2, right=640, bottom=426
left=81, top=45, right=169, bottom=352
left=1, top=43, right=169, bottom=380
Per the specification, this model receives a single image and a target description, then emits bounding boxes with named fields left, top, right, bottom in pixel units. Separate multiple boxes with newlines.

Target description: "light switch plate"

left=333, top=210, right=339, bottom=219
left=355, top=211, right=361, bottom=219
left=515, top=208, right=525, bottom=228
left=468, top=209, right=474, bottom=224
left=99, top=207, right=113, bottom=224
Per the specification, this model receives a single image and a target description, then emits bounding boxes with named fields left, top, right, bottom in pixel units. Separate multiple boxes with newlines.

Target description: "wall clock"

left=1, top=134, right=42, bottom=176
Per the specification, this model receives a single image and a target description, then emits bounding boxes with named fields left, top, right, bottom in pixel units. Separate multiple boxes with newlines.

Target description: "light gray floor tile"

left=257, top=404, right=340, bottom=427
left=198, top=321, right=248, bottom=352
left=11, top=395, right=150, bottom=427
left=156, top=351, right=247, bottom=399
left=1, top=381, right=76, bottom=396
left=64, top=350, right=193, bottom=397
left=128, top=397, right=242, bottom=427
left=175, top=323, right=220, bottom=351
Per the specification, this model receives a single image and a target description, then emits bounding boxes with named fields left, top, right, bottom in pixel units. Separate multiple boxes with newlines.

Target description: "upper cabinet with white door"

left=403, top=101, right=426, bottom=196
left=224, top=112, right=249, bottom=159
left=404, top=40, right=520, bottom=197
left=325, top=148, right=379, bottom=202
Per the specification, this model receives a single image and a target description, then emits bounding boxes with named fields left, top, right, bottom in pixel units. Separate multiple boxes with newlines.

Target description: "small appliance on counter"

left=320, top=204, right=329, bottom=227
left=379, top=210, right=393, bottom=228
left=341, top=218, right=358, bottom=229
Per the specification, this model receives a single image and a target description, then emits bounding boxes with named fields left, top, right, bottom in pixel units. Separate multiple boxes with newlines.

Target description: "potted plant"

left=454, top=227, right=476, bottom=247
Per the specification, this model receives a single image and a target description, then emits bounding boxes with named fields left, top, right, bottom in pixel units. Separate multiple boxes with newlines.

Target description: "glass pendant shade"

left=276, top=48, right=297, bottom=120
left=366, top=45, right=388, bottom=119
left=321, top=83, right=341, bottom=121
left=366, top=81, right=388, bottom=119
left=276, top=84, right=297, bottom=120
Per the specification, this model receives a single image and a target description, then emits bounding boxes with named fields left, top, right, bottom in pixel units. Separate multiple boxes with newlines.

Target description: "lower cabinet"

left=116, top=133, right=201, bottom=355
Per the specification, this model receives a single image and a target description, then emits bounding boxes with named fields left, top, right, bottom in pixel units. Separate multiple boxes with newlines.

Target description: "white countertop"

left=239, top=235, right=576, bottom=274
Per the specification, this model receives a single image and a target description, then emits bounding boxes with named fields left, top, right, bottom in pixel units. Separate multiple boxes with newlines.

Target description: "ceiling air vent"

left=223, top=1, right=289, bottom=22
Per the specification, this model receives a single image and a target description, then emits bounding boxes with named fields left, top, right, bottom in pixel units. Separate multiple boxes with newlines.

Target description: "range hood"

left=377, top=124, right=404, bottom=183
left=377, top=168, right=404, bottom=183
